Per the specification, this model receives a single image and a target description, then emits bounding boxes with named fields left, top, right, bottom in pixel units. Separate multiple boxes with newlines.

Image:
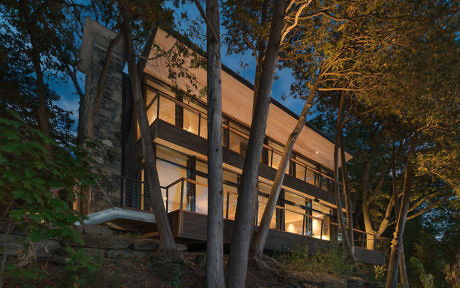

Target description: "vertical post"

left=226, top=191, right=230, bottom=219
left=121, top=177, right=125, bottom=207
left=166, top=187, right=169, bottom=212
left=255, top=191, right=259, bottom=225
left=157, top=94, right=160, bottom=120
left=302, top=214, right=305, bottom=236
left=270, top=149, right=274, bottom=167
left=198, top=113, right=201, bottom=136
left=180, top=178, right=184, bottom=210
left=320, top=219, right=324, bottom=239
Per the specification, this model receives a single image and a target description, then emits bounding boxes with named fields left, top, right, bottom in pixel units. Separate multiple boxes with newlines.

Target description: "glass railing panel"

left=183, top=109, right=199, bottom=135
left=199, top=115, right=207, bottom=139
left=167, top=180, right=184, bottom=212
left=271, top=150, right=282, bottom=170
left=295, top=162, right=306, bottom=181
left=228, top=130, right=248, bottom=155
left=306, top=168, right=316, bottom=186
left=195, top=176, right=208, bottom=214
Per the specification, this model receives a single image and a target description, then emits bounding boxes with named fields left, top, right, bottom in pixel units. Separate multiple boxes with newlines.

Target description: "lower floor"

left=124, top=143, right=343, bottom=241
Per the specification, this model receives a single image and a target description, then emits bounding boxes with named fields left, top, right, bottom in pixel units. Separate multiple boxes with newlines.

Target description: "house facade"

left=78, top=18, right=383, bottom=264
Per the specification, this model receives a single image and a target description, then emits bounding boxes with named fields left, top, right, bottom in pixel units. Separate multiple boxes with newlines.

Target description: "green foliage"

left=277, top=243, right=355, bottom=277
left=404, top=211, right=459, bottom=288
left=0, top=111, right=99, bottom=286
left=373, top=264, right=386, bottom=282
left=410, top=257, right=434, bottom=288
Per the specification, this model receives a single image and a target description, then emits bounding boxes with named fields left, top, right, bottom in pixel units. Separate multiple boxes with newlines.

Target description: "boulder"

left=106, top=250, right=150, bottom=259
left=81, top=247, right=106, bottom=258
left=132, top=239, right=160, bottom=251
left=82, top=234, right=131, bottom=250
left=0, top=234, right=23, bottom=256
left=83, top=225, right=113, bottom=236
left=35, top=239, right=62, bottom=258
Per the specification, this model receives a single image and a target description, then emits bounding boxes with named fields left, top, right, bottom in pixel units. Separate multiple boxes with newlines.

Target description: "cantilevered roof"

left=144, top=27, right=352, bottom=170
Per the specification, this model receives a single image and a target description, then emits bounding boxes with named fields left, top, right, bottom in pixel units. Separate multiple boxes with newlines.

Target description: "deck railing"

left=120, top=176, right=388, bottom=249
left=143, top=90, right=336, bottom=194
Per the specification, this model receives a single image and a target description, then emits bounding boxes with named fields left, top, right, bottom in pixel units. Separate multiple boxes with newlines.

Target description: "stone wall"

left=78, top=19, right=126, bottom=212
left=0, top=225, right=186, bottom=263
left=86, top=45, right=124, bottom=211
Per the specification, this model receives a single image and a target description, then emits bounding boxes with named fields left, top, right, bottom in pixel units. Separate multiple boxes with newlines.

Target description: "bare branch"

left=66, top=65, right=84, bottom=99
left=137, top=23, right=157, bottom=75
left=407, top=191, right=443, bottom=214
left=281, top=0, right=313, bottom=43
left=317, top=87, right=362, bottom=92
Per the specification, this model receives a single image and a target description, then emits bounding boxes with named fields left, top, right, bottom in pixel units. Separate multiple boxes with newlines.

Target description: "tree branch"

left=137, top=23, right=157, bottom=75
left=192, top=0, right=219, bottom=41
left=66, top=64, right=84, bottom=99
left=281, top=0, right=313, bottom=42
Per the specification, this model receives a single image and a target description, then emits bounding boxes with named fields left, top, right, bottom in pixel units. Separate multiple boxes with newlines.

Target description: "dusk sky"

left=53, top=1, right=307, bottom=134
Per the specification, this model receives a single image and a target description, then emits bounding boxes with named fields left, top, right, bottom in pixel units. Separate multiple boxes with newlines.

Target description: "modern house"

left=78, top=18, right=384, bottom=264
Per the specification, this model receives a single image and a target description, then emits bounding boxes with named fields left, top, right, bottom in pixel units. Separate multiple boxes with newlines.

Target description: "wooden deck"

left=168, top=209, right=384, bottom=265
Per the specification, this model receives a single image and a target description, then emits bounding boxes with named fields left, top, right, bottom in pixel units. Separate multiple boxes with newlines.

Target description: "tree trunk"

left=361, top=159, right=377, bottom=250
left=391, top=141, right=409, bottom=288
left=386, top=149, right=413, bottom=288
left=338, top=97, right=355, bottom=261
left=333, top=95, right=353, bottom=259
left=205, top=0, right=225, bottom=286
left=399, top=244, right=409, bottom=287
left=23, top=10, right=50, bottom=139
left=227, top=1, right=285, bottom=286
left=121, top=9, right=176, bottom=250
left=251, top=77, right=321, bottom=259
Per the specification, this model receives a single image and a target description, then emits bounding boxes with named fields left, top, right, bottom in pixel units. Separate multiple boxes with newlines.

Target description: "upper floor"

left=143, top=27, right=353, bottom=172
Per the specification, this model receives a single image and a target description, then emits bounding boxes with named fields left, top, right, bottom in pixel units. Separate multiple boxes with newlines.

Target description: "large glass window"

left=257, top=195, right=277, bottom=228
left=224, top=184, right=238, bottom=220
left=156, top=145, right=188, bottom=211
left=158, top=95, right=176, bottom=125
left=284, top=192, right=306, bottom=235
left=311, top=202, right=332, bottom=240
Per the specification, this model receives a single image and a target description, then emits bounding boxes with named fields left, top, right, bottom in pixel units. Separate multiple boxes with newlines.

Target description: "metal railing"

left=120, top=176, right=385, bottom=248
left=143, top=89, right=337, bottom=194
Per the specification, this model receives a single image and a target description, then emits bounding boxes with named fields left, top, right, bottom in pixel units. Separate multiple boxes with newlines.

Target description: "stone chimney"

left=78, top=18, right=125, bottom=212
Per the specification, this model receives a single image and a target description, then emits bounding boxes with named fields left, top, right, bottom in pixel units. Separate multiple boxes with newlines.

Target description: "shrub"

left=278, top=243, right=355, bottom=277
left=0, top=112, right=98, bottom=287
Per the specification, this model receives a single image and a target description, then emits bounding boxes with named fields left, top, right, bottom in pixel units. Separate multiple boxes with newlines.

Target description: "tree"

left=191, top=0, right=226, bottom=285
left=252, top=0, right=406, bottom=262
left=225, top=1, right=286, bottom=286
left=0, top=0, right=77, bottom=144
left=119, top=0, right=177, bottom=251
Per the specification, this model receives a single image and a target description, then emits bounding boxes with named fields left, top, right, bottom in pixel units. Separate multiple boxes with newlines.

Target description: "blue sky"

left=53, top=1, right=307, bottom=133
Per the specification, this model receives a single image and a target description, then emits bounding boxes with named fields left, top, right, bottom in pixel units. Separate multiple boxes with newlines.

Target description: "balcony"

left=140, top=86, right=337, bottom=195
left=120, top=176, right=386, bottom=265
